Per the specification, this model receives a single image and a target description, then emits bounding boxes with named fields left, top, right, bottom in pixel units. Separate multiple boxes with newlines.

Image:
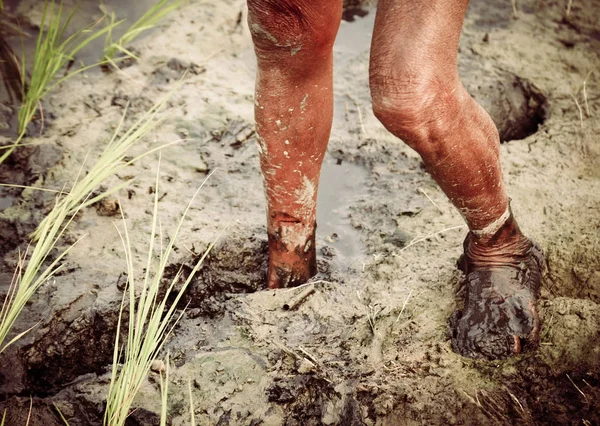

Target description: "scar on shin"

left=272, top=211, right=300, bottom=222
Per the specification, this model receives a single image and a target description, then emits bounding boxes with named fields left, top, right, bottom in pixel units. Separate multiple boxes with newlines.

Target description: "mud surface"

left=0, top=0, right=599, bottom=425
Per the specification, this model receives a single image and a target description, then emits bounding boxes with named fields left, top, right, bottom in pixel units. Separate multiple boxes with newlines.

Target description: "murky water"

left=335, top=7, right=375, bottom=53
left=317, top=158, right=369, bottom=272
left=332, top=7, right=375, bottom=128
left=3, top=0, right=161, bottom=65
left=0, top=0, right=161, bottom=136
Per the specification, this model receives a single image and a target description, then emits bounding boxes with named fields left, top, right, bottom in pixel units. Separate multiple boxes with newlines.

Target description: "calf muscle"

left=248, top=0, right=342, bottom=288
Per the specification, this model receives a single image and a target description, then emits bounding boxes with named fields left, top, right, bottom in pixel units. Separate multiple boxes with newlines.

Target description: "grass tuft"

left=103, top=0, right=182, bottom=65
left=0, top=0, right=120, bottom=164
left=0, top=89, right=176, bottom=353
left=104, top=162, right=226, bottom=426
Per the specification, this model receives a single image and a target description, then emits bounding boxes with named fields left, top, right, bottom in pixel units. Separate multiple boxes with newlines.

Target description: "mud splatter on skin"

left=256, top=133, right=268, bottom=154
left=293, top=176, right=316, bottom=220
left=251, top=23, right=279, bottom=45
left=300, top=94, right=309, bottom=112
left=250, top=23, right=303, bottom=57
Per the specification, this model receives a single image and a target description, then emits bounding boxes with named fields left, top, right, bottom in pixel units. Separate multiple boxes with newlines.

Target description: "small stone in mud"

left=176, top=127, right=190, bottom=138
left=195, top=159, right=210, bottom=174
left=115, top=272, right=128, bottom=291
left=321, top=245, right=336, bottom=258
left=111, top=93, right=129, bottom=108
left=95, top=198, right=121, bottom=217
left=297, top=358, right=316, bottom=374
left=325, top=233, right=340, bottom=243
left=384, top=229, right=412, bottom=248
left=150, top=359, right=166, bottom=373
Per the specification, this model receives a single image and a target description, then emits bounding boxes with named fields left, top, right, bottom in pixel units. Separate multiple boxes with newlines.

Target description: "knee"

left=247, top=0, right=341, bottom=59
left=370, top=60, right=465, bottom=157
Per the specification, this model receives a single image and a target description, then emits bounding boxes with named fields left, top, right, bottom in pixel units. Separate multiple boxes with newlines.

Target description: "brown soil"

left=0, top=0, right=599, bottom=425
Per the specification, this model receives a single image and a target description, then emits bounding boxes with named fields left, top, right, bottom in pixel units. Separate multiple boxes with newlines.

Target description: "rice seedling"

left=0, top=86, right=176, bottom=353
left=104, top=163, right=226, bottom=426
left=31, top=86, right=175, bottom=241
left=0, top=0, right=120, bottom=164
left=0, top=176, right=88, bottom=354
left=103, top=0, right=182, bottom=65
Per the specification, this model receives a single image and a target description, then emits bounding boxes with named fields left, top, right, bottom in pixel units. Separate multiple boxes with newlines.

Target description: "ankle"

left=465, top=213, right=532, bottom=268
left=267, top=222, right=317, bottom=288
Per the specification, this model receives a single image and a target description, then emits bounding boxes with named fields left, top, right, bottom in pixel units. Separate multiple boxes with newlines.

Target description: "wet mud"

left=0, top=0, right=599, bottom=425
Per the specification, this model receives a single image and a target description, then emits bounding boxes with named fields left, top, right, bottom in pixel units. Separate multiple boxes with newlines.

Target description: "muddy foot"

left=267, top=225, right=317, bottom=289
left=450, top=238, right=544, bottom=359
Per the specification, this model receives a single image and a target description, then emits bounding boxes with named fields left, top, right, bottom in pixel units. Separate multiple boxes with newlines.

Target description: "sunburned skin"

left=246, top=0, right=544, bottom=359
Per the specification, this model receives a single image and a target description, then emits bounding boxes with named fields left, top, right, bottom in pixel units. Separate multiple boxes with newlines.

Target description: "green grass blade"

left=1, top=0, right=121, bottom=164
left=188, top=379, right=195, bottom=426
left=53, top=403, right=70, bottom=426
left=103, top=167, right=227, bottom=426
left=104, top=0, right=181, bottom=61
left=160, top=353, right=170, bottom=426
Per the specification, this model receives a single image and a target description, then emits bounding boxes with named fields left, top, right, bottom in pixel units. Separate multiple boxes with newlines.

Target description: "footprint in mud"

left=178, top=230, right=269, bottom=317
left=177, top=159, right=370, bottom=317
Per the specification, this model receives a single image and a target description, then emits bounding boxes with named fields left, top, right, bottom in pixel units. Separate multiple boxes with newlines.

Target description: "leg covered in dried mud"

left=369, top=0, right=543, bottom=358
left=247, top=0, right=342, bottom=288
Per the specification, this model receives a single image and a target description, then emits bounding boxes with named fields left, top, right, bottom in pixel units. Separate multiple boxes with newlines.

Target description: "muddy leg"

left=369, top=0, right=542, bottom=358
left=247, top=1, right=342, bottom=288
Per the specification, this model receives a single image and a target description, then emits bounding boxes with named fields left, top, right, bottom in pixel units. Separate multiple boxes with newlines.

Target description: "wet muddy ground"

left=0, top=0, right=599, bottom=425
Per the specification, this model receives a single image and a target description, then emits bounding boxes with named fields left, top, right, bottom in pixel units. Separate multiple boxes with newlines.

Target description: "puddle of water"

left=317, top=158, right=369, bottom=271
left=1, top=0, right=162, bottom=136
left=4, top=0, right=161, bottom=65
left=335, top=7, right=375, bottom=53
left=333, top=7, right=375, bottom=129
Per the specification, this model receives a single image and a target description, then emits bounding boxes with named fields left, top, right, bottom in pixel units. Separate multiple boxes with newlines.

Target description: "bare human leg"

left=247, top=1, right=342, bottom=288
left=369, top=0, right=543, bottom=358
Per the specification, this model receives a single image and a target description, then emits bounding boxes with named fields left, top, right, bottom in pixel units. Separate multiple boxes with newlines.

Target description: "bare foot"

left=266, top=223, right=317, bottom=289
left=450, top=215, right=544, bottom=359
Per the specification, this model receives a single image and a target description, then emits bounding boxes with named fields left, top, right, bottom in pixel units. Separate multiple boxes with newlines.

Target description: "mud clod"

left=21, top=296, right=121, bottom=393
left=170, top=231, right=268, bottom=317
left=267, top=375, right=339, bottom=425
